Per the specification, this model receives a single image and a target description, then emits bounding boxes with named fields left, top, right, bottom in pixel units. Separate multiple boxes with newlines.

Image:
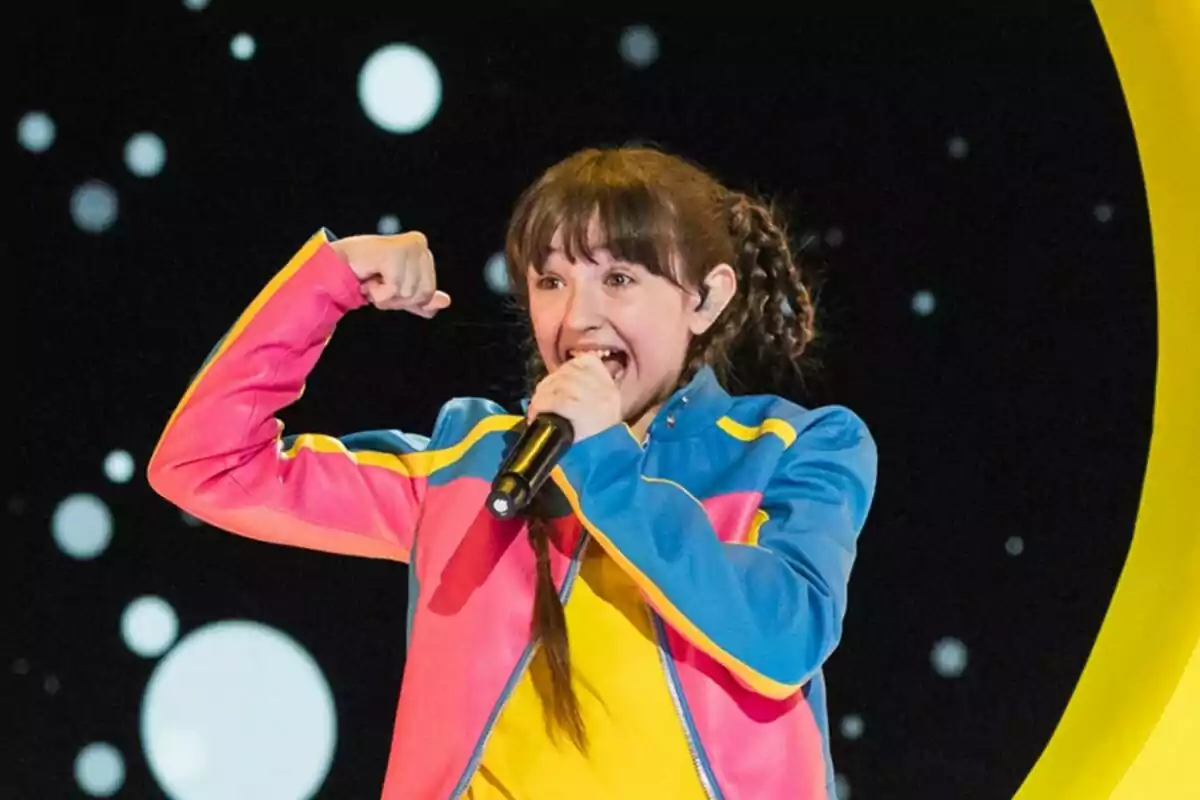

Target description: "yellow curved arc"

left=1016, top=2, right=1200, bottom=798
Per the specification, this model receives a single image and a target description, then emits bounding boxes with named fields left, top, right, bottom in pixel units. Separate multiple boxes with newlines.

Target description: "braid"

left=687, top=191, right=819, bottom=394
left=519, top=346, right=587, bottom=752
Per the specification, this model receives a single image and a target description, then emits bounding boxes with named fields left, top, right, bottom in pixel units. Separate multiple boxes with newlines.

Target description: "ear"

left=688, top=263, right=737, bottom=335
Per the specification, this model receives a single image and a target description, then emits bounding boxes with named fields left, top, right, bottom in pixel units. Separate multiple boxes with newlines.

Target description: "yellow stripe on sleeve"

left=716, top=416, right=798, bottom=448
left=282, top=415, right=523, bottom=478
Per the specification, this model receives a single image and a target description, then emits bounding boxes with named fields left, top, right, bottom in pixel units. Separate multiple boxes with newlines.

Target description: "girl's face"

left=528, top=227, right=716, bottom=437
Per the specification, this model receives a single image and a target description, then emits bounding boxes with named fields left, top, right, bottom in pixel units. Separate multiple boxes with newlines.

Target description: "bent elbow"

left=145, top=439, right=235, bottom=516
left=146, top=454, right=200, bottom=513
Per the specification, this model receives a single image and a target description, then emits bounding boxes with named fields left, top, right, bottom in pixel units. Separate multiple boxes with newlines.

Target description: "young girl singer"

left=148, top=146, right=879, bottom=799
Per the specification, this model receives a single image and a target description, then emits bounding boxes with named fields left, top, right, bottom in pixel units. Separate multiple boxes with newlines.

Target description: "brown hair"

left=502, top=146, right=820, bottom=751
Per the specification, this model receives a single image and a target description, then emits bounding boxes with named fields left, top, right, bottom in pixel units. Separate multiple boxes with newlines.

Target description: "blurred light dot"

left=377, top=214, right=402, bottom=235
left=835, top=773, right=852, bottom=799
left=181, top=511, right=204, bottom=527
left=358, top=44, right=442, bottom=134
left=484, top=252, right=511, bottom=294
left=104, top=449, right=135, bottom=483
left=45, top=674, right=61, bottom=694
left=13, top=657, right=30, bottom=675
left=1006, top=535, right=1025, bottom=556
left=932, top=636, right=969, bottom=678
left=75, top=742, right=125, bottom=797
left=70, top=180, right=119, bottom=234
left=122, top=596, right=180, bottom=658
left=141, top=620, right=337, bottom=800
left=839, top=713, right=864, bottom=740
left=1094, top=203, right=1114, bottom=223
left=230, top=33, right=256, bottom=60
left=948, top=135, right=969, bottom=159
left=619, top=25, right=660, bottom=68
left=18, top=111, right=56, bottom=152
left=183, top=0, right=209, bottom=9
left=52, top=493, right=113, bottom=559
left=825, top=227, right=845, bottom=248
left=911, top=290, right=936, bottom=316
left=124, top=132, right=167, bottom=177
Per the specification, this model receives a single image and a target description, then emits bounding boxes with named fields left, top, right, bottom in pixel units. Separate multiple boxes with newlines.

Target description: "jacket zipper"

left=644, top=425, right=720, bottom=797
left=447, top=531, right=591, bottom=799
left=648, top=609, right=723, bottom=800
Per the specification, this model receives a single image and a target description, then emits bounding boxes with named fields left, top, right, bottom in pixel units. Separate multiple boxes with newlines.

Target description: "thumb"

left=410, top=290, right=451, bottom=318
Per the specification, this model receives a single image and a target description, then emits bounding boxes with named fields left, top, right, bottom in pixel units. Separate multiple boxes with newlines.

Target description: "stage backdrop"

left=14, top=3, right=1195, bottom=799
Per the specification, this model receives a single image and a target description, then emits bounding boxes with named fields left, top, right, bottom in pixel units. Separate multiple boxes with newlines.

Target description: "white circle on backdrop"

left=619, top=25, right=660, bottom=68
left=124, top=132, right=167, bottom=177
left=377, top=214, right=401, bottom=234
left=911, top=289, right=936, bottom=316
left=358, top=43, right=442, bottom=134
left=484, top=252, right=511, bottom=294
left=931, top=636, right=969, bottom=678
left=140, top=620, right=337, bottom=799
left=70, top=181, right=119, bottom=234
left=230, top=33, right=256, bottom=60
left=18, top=110, right=56, bottom=152
left=75, top=742, right=125, bottom=797
left=52, top=493, right=113, bottom=559
left=122, top=596, right=180, bottom=658
left=104, top=449, right=135, bottom=483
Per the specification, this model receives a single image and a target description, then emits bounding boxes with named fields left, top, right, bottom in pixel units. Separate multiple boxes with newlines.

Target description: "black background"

left=12, top=4, right=1155, bottom=798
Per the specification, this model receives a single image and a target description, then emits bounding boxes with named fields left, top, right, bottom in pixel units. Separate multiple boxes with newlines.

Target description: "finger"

left=366, top=278, right=398, bottom=307
left=560, top=353, right=591, bottom=372
left=527, top=392, right=576, bottom=423
left=527, top=372, right=564, bottom=410
left=409, top=290, right=451, bottom=318
left=409, top=250, right=436, bottom=308
left=564, top=352, right=610, bottom=383
left=398, top=254, right=422, bottom=301
left=534, top=375, right=586, bottom=408
left=525, top=389, right=549, bottom=422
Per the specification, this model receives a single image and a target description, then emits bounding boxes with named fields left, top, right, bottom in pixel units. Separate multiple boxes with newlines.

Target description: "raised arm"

left=147, top=229, right=451, bottom=562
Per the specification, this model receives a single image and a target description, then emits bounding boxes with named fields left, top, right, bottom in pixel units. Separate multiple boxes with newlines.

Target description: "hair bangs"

left=505, top=154, right=684, bottom=294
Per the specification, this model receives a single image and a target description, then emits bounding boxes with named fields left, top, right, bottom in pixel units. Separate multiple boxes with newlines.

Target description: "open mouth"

left=566, top=347, right=629, bottom=381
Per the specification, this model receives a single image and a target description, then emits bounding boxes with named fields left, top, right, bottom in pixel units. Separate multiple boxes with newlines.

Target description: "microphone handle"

left=487, top=413, right=574, bottom=519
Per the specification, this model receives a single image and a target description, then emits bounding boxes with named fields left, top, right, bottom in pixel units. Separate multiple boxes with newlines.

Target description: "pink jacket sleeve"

left=147, top=229, right=421, bottom=562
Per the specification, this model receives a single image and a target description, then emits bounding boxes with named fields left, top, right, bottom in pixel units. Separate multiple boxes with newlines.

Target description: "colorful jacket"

left=147, top=229, right=879, bottom=799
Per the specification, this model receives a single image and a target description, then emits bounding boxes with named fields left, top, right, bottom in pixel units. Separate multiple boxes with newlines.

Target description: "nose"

left=562, top=281, right=604, bottom=331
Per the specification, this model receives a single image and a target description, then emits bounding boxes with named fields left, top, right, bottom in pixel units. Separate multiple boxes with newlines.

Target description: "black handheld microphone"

left=486, top=413, right=574, bottom=519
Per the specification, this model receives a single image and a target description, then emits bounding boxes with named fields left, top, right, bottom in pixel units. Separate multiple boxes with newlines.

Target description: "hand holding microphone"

left=487, top=354, right=623, bottom=519
left=525, top=354, right=623, bottom=442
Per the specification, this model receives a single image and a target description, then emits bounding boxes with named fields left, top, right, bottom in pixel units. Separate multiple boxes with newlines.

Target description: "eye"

left=535, top=274, right=563, bottom=290
left=605, top=272, right=635, bottom=288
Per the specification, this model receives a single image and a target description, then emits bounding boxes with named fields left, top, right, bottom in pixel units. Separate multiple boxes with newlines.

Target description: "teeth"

left=568, top=348, right=613, bottom=359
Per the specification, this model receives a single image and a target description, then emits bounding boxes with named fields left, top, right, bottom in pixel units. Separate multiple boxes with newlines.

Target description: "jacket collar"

left=645, top=365, right=732, bottom=441
left=518, top=365, right=731, bottom=441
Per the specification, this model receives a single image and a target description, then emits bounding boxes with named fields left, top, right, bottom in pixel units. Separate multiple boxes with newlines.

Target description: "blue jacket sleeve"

left=550, top=406, right=877, bottom=699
